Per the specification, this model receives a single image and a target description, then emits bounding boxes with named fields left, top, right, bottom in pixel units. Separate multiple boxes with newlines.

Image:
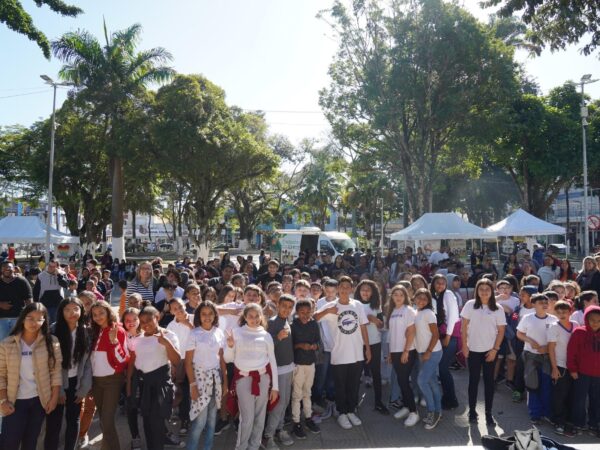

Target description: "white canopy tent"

left=486, top=208, right=566, bottom=236
left=0, top=216, right=79, bottom=244
left=390, top=212, right=492, bottom=241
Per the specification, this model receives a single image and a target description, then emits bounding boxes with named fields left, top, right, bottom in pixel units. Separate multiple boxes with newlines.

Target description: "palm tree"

left=52, top=22, right=174, bottom=259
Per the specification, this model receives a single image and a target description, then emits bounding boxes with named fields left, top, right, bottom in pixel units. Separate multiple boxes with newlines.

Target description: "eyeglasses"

left=25, top=317, right=45, bottom=324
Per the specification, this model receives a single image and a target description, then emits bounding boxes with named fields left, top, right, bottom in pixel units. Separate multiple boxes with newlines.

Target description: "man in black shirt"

left=257, top=260, right=282, bottom=291
left=0, top=261, right=33, bottom=340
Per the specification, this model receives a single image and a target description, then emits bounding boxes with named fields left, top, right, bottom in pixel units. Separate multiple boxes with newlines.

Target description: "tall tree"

left=320, top=0, right=517, bottom=220
left=484, top=0, right=600, bottom=56
left=0, top=0, right=81, bottom=58
left=51, top=22, right=174, bottom=259
left=152, top=74, right=278, bottom=254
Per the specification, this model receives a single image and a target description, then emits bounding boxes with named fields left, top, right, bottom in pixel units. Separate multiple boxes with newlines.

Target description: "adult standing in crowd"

left=576, top=256, right=600, bottom=298
left=0, top=261, right=33, bottom=341
left=34, top=260, right=69, bottom=323
left=126, top=262, right=155, bottom=304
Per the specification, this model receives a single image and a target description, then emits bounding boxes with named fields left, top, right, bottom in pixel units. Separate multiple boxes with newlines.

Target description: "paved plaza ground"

left=69, top=366, right=598, bottom=450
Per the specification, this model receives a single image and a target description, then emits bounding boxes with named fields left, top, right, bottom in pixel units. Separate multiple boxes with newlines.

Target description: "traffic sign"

left=587, top=215, right=600, bottom=231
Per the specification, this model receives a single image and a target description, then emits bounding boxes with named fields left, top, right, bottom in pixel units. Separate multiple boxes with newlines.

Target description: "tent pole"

left=496, top=238, right=500, bottom=264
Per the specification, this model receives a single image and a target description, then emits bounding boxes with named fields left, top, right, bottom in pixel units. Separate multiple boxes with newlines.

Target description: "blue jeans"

left=45, top=306, right=58, bottom=325
left=0, top=396, right=45, bottom=450
left=439, top=337, right=458, bottom=406
left=0, top=317, right=17, bottom=341
left=186, top=395, right=217, bottom=450
left=527, top=369, right=552, bottom=420
left=417, top=350, right=442, bottom=413
left=313, top=351, right=335, bottom=402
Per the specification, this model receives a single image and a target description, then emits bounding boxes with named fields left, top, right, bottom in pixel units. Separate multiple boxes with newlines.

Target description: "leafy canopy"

left=0, top=0, right=82, bottom=58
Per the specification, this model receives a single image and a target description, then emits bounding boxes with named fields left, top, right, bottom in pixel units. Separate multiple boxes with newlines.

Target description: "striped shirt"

left=126, top=279, right=155, bottom=303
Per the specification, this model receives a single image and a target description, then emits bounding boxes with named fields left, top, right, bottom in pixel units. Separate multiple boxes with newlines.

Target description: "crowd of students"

left=0, top=245, right=599, bottom=450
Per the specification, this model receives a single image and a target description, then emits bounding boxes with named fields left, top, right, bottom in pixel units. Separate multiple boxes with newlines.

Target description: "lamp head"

left=40, top=74, right=53, bottom=84
left=582, top=74, right=592, bottom=82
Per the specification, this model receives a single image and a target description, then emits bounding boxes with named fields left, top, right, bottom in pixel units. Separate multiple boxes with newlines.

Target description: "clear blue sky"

left=1, top=0, right=600, bottom=144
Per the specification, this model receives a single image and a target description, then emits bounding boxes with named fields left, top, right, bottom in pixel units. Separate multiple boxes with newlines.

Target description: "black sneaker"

left=305, top=418, right=321, bottom=434
left=468, top=410, right=478, bottom=424
left=292, top=423, right=306, bottom=440
left=388, top=399, right=403, bottom=409
left=374, top=403, right=390, bottom=415
left=486, top=413, right=496, bottom=426
left=214, top=418, right=230, bottom=436
left=165, top=433, right=185, bottom=448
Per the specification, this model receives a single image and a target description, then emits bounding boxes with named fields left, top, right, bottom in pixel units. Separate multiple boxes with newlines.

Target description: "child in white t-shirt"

left=517, top=293, right=557, bottom=423
left=413, top=288, right=442, bottom=430
left=547, top=300, right=577, bottom=436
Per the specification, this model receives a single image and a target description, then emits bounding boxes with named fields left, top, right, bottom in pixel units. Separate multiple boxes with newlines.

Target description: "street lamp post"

left=378, top=197, right=384, bottom=251
left=580, top=74, right=599, bottom=256
left=40, top=75, right=72, bottom=254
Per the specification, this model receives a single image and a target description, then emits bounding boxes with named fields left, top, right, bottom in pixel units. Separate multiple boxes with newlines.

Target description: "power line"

left=0, top=90, right=51, bottom=100
left=243, top=109, right=324, bottom=114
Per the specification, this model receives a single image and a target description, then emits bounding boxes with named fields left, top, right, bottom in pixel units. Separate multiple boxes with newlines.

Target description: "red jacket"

left=93, top=325, right=129, bottom=374
left=567, top=305, right=600, bottom=377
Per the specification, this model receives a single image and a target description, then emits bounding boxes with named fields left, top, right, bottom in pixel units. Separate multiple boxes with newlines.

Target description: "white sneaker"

left=337, top=414, right=352, bottom=429
left=394, top=407, right=410, bottom=420
left=347, top=412, right=362, bottom=426
left=78, top=435, right=90, bottom=448
left=420, top=397, right=427, bottom=407
left=404, top=412, right=420, bottom=427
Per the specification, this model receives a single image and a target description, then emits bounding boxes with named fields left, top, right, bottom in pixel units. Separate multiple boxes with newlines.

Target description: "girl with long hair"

left=45, top=297, right=92, bottom=450
left=429, top=274, right=459, bottom=410
left=386, top=286, right=419, bottom=426
left=185, top=301, right=228, bottom=450
left=90, top=300, right=129, bottom=450
left=127, top=306, right=182, bottom=450
left=355, top=279, right=387, bottom=414
left=559, top=259, right=576, bottom=282
left=122, top=307, right=142, bottom=450
left=0, top=303, right=62, bottom=449
left=413, top=288, right=442, bottom=430
left=461, top=279, right=506, bottom=425
left=224, top=304, right=278, bottom=450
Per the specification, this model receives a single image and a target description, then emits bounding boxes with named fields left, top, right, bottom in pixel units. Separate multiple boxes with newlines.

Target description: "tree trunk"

left=111, top=156, right=125, bottom=260
left=148, top=215, right=152, bottom=241
left=132, top=210, right=137, bottom=241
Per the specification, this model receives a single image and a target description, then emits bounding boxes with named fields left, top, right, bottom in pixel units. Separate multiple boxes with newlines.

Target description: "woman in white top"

left=185, top=300, right=227, bottom=450
left=460, top=279, right=506, bottom=426
left=386, top=285, right=419, bottom=426
left=413, top=288, right=443, bottom=430
left=430, top=274, right=460, bottom=410
left=224, top=304, right=278, bottom=450
left=127, top=306, right=181, bottom=450
left=355, top=280, right=387, bottom=414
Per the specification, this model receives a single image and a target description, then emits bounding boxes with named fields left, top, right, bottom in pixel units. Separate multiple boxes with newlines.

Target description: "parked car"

left=159, top=243, right=174, bottom=252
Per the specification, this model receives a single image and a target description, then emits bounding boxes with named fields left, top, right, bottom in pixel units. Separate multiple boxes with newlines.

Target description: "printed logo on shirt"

left=21, top=350, right=32, bottom=356
left=338, top=310, right=359, bottom=335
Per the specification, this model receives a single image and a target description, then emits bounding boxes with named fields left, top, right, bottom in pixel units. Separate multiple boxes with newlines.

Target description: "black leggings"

left=467, top=351, right=496, bottom=414
left=391, top=350, right=417, bottom=412
left=365, top=342, right=383, bottom=406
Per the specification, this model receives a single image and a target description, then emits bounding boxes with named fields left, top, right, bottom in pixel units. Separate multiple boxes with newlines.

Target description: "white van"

left=272, top=227, right=355, bottom=264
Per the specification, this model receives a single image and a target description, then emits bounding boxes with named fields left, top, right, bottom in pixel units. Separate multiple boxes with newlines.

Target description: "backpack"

left=482, top=428, right=577, bottom=450
left=504, top=304, right=521, bottom=342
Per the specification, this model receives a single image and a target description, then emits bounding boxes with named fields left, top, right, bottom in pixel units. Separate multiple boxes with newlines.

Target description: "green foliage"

left=320, top=0, right=517, bottom=219
left=484, top=0, right=600, bottom=56
left=152, top=74, right=279, bottom=245
left=0, top=0, right=82, bottom=58
left=484, top=82, right=581, bottom=217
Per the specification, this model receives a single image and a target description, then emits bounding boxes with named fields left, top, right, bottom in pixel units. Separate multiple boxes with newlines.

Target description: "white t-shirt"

left=129, top=329, right=180, bottom=373
left=316, top=297, right=337, bottom=352
left=186, top=327, right=225, bottom=370
left=414, top=309, right=442, bottom=354
left=361, top=302, right=382, bottom=345
left=318, top=299, right=368, bottom=365
left=460, top=300, right=507, bottom=352
left=17, top=341, right=38, bottom=399
left=547, top=320, right=577, bottom=368
left=429, top=251, right=448, bottom=265
left=517, top=313, right=558, bottom=354
left=67, top=329, right=79, bottom=378
left=387, top=305, right=416, bottom=353
left=571, top=310, right=585, bottom=327
left=519, top=306, right=535, bottom=320
left=498, top=296, right=520, bottom=313
left=154, top=286, right=185, bottom=303
left=167, top=315, right=195, bottom=353
left=218, top=302, right=244, bottom=332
